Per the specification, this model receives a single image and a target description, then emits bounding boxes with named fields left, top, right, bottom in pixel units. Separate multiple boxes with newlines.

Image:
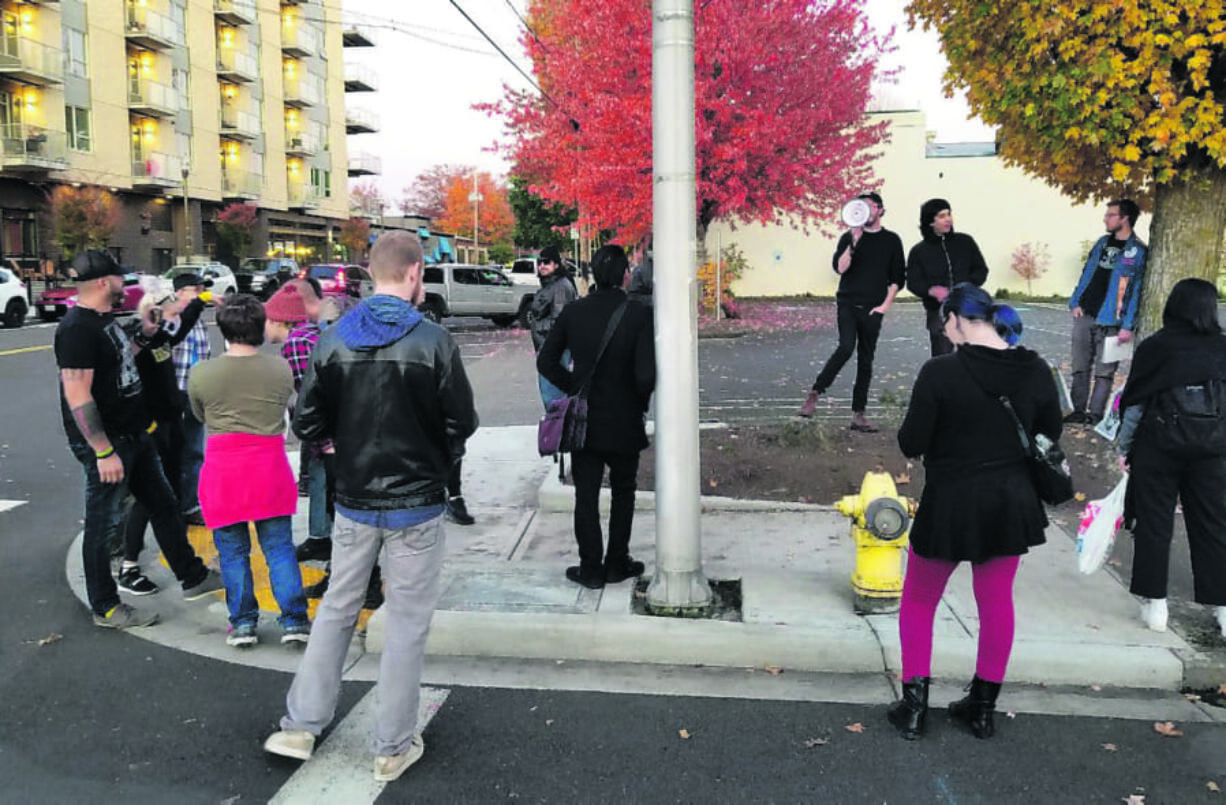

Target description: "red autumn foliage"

left=485, top=0, right=889, bottom=244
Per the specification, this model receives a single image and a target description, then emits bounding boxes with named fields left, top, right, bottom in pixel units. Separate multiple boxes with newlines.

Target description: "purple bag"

left=537, top=395, right=588, bottom=456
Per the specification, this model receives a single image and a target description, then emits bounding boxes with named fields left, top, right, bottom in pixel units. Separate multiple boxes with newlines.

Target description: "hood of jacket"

left=919, top=198, right=952, bottom=242
left=336, top=294, right=423, bottom=351
left=956, top=344, right=1046, bottom=398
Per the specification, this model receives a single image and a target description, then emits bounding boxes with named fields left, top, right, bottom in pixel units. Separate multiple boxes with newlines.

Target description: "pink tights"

left=899, top=548, right=1021, bottom=684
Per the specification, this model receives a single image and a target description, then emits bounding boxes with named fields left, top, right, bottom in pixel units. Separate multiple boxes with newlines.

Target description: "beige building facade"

left=707, top=110, right=1149, bottom=300
left=0, top=0, right=373, bottom=274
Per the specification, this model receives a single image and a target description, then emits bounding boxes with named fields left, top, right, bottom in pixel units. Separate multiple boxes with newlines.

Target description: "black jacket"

left=906, top=232, right=989, bottom=310
left=293, top=312, right=478, bottom=511
left=530, top=272, right=578, bottom=352
left=537, top=287, right=655, bottom=454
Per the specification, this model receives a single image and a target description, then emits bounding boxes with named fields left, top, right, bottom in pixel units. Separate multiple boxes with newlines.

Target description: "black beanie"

left=919, top=198, right=951, bottom=236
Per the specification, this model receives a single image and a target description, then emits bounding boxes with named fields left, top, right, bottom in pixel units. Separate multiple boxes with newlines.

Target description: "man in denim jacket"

left=1066, top=199, right=1148, bottom=424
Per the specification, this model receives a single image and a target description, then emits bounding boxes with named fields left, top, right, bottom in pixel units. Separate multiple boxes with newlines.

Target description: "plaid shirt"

left=172, top=321, right=211, bottom=392
left=281, top=322, right=322, bottom=393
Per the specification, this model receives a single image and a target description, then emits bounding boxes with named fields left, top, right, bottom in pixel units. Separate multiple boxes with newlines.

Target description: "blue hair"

left=941, top=283, right=1024, bottom=346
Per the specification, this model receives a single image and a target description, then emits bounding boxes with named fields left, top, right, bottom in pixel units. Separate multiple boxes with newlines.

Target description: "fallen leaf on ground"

left=1219, top=683, right=1226, bottom=695
left=1122, top=795, right=1145, bottom=804
left=1090, top=684, right=1102, bottom=692
left=804, top=738, right=829, bottom=747
left=545, top=719, right=554, bottom=726
left=1208, top=781, right=1221, bottom=793
left=1006, top=711, right=1016, bottom=719
left=707, top=478, right=718, bottom=488
left=763, top=665, right=784, bottom=676
left=1102, top=742, right=1118, bottom=752
left=678, top=729, right=692, bottom=739
left=844, top=723, right=865, bottom=733
left=894, top=473, right=910, bottom=485
left=1184, top=693, right=1202, bottom=702
left=38, top=633, right=63, bottom=646
left=1075, top=492, right=1087, bottom=501
left=1153, top=721, right=1183, bottom=737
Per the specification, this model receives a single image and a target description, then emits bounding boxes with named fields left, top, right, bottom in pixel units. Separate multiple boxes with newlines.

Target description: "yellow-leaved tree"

left=908, top=1, right=1226, bottom=332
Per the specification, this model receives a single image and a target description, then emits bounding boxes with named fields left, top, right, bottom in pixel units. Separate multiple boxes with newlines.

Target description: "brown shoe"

left=797, top=389, right=819, bottom=418
left=850, top=412, right=879, bottom=433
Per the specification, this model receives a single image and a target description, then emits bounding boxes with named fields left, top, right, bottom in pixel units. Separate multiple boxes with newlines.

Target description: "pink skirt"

left=198, top=432, right=298, bottom=530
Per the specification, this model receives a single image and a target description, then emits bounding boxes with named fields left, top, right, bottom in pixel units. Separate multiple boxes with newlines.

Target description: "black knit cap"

left=919, top=198, right=952, bottom=234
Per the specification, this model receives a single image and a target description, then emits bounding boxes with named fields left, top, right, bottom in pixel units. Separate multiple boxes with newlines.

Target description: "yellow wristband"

left=95, top=446, right=115, bottom=459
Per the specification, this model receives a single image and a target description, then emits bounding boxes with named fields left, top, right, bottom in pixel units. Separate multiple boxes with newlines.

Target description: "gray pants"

left=282, top=511, right=446, bottom=757
left=1070, top=315, right=1120, bottom=419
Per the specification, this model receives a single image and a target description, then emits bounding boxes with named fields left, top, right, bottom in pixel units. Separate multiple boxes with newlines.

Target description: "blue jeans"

left=306, top=451, right=333, bottom=540
left=212, top=515, right=308, bottom=629
left=71, top=433, right=208, bottom=615
left=179, top=391, right=205, bottom=511
left=539, top=349, right=571, bottom=410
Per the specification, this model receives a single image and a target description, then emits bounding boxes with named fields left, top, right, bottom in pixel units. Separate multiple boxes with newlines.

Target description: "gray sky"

left=343, top=0, right=993, bottom=207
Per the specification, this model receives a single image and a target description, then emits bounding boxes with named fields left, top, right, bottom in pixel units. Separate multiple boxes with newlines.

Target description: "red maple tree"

left=486, top=0, right=889, bottom=245
left=434, top=172, right=515, bottom=247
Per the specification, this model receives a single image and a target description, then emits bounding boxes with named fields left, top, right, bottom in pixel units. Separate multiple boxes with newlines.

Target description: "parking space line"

left=0, top=500, right=27, bottom=514
left=0, top=344, right=52, bottom=357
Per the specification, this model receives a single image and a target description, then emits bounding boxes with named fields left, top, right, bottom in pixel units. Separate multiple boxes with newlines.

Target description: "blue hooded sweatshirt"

left=336, top=294, right=423, bottom=351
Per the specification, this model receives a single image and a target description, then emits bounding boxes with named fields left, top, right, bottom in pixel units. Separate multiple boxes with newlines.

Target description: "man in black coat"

left=538, top=245, right=656, bottom=589
left=906, top=198, right=990, bottom=356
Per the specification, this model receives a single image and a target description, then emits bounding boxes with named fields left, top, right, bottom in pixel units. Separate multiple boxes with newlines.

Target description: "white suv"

left=0, top=264, right=28, bottom=328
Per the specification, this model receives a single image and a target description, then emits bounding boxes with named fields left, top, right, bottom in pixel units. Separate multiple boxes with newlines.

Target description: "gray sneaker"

left=264, top=729, right=315, bottom=761
left=183, top=568, right=225, bottom=601
left=373, top=735, right=425, bottom=782
left=93, top=602, right=159, bottom=629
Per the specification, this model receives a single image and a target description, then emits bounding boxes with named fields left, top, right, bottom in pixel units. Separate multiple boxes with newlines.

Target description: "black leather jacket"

left=292, top=319, right=478, bottom=511
left=530, top=272, right=578, bottom=352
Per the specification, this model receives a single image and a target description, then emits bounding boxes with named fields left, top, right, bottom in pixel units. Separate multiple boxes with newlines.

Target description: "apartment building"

left=0, top=0, right=371, bottom=274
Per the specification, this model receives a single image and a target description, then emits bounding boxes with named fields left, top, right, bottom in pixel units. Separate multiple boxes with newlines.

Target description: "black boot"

left=949, top=676, right=1002, bottom=739
left=886, top=677, right=929, bottom=740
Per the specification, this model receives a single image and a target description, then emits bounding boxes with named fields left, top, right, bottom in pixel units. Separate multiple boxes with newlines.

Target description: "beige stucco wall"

left=706, top=110, right=1149, bottom=300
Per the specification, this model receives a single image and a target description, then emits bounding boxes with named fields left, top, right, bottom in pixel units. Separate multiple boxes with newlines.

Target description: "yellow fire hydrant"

left=834, top=471, right=915, bottom=615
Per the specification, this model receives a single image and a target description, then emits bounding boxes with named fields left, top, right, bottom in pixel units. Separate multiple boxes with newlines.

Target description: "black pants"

left=925, top=307, right=954, bottom=357
left=1129, top=437, right=1226, bottom=605
left=570, top=448, right=640, bottom=573
left=448, top=457, right=462, bottom=498
left=812, top=301, right=883, bottom=413
left=123, top=417, right=184, bottom=562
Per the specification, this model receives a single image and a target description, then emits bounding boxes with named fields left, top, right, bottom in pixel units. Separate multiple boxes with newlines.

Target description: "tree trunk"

left=1140, top=156, right=1226, bottom=335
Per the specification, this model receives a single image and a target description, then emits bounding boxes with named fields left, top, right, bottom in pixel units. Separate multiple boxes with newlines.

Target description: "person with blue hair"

left=887, top=283, right=1061, bottom=742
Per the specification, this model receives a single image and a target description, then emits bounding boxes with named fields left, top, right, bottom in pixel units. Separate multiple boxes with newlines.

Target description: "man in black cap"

left=797, top=192, right=905, bottom=432
left=170, top=271, right=212, bottom=524
left=55, top=250, right=222, bottom=628
left=906, top=198, right=990, bottom=356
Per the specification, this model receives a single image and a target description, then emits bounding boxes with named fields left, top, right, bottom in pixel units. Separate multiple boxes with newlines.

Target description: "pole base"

left=854, top=594, right=900, bottom=616
left=645, top=568, right=712, bottom=616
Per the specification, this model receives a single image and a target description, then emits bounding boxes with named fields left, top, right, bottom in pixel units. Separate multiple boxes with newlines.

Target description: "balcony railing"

left=222, top=169, right=261, bottom=199
left=283, top=77, right=322, bottom=107
left=287, top=182, right=322, bottom=209
left=343, top=63, right=377, bottom=92
left=131, top=151, right=183, bottom=187
left=281, top=23, right=323, bottom=57
left=220, top=106, right=260, bottom=139
left=128, top=78, right=178, bottom=117
left=214, top=0, right=256, bottom=25
left=347, top=152, right=381, bottom=176
left=126, top=5, right=183, bottom=50
left=216, top=48, right=259, bottom=82
left=344, top=107, right=379, bottom=134
left=284, top=132, right=319, bottom=156
left=342, top=22, right=375, bottom=47
left=0, top=123, right=68, bottom=170
left=0, top=37, right=64, bottom=85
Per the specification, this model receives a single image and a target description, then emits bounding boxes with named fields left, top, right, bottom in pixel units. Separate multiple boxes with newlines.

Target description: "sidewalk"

left=66, top=425, right=1223, bottom=691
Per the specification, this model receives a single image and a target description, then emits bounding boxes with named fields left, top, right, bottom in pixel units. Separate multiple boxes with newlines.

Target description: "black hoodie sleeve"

left=963, top=235, right=989, bottom=287
left=898, top=360, right=940, bottom=458
left=906, top=242, right=933, bottom=299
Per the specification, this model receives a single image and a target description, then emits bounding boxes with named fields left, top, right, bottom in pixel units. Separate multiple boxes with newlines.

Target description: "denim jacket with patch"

left=1068, top=233, right=1148, bottom=331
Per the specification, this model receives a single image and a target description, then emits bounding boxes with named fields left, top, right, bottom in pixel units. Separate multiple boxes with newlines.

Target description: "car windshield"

left=241, top=259, right=271, bottom=271
left=307, top=265, right=340, bottom=279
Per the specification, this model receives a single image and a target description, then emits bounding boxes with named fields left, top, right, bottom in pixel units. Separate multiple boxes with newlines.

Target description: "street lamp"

left=181, top=165, right=192, bottom=259
left=468, top=171, right=483, bottom=262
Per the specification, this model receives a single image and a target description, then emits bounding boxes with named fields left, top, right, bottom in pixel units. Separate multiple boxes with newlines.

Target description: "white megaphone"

left=840, top=198, right=871, bottom=228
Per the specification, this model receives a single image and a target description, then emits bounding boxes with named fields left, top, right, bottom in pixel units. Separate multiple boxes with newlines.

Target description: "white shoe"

left=264, top=729, right=315, bottom=761
left=1139, top=597, right=1168, bottom=632
left=1215, top=605, right=1226, bottom=638
left=374, top=735, right=424, bottom=782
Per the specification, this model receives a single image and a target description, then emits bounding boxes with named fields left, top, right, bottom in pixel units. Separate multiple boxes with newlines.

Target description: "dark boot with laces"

left=886, top=677, right=929, bottom=740
left=949, top=676, right=1002, bottom=739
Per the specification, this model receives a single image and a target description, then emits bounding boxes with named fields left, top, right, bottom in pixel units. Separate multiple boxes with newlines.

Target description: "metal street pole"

left=469, top=171, right=482, bottom=262
left=646, top=0, right=709, bottom=613
left=181, top=166, right=192, bottom=259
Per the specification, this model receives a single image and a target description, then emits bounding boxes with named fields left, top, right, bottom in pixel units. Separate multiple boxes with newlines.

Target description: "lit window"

left=61, top=28, right=89, bottom=78
left=65, top=106, right=92, bottom=151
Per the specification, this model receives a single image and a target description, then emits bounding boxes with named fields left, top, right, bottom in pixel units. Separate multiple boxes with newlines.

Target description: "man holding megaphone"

left=797, top=192, right=905, bottom=432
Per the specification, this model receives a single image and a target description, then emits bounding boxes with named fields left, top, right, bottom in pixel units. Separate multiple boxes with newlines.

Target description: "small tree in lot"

left=338, top=216, right=371, bottom=262
left=1009, top=241, right=1051, bottom=297
left=215, top=202, right=258, bottom=268
left=50, top=185, right=118, bottom=264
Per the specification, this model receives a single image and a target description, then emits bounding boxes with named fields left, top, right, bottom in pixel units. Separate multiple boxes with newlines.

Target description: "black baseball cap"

left=70, top=250, right=125, bottom=282
left=858, top=192, right=884, bottom=207
left=172, top=272, right=207, bottom=291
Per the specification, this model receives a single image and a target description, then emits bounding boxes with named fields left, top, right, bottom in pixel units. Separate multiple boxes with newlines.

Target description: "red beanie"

left=264, top=284, right=309, bottom=324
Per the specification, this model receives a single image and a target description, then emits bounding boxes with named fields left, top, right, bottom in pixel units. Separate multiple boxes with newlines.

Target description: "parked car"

left=162, top=263, right=237, bottom=298
left=302, top=263, right=373, bottom=298
left=0, top=265, right=28, bottom=328
left=235, top=257, right=298, bottom=299
left=421, top=264, right=534, bottom=327
left=36, top=272, right=145, bottom=322
left=508, top=258, right=541, bottom=288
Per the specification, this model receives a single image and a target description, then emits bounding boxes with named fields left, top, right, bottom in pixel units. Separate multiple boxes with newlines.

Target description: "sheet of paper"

left=1102, top=335, right=1133, bottom=363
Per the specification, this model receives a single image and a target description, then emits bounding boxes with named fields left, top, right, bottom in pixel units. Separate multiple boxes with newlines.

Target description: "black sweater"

left=906, top=232, right=989, bottom=310
left=831, top=228, right=905, bottom=307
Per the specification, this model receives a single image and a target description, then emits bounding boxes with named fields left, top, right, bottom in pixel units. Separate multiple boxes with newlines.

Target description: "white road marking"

left=269, top=686, right=449, bottom=804
left=0, top=499, right=27, bottom=514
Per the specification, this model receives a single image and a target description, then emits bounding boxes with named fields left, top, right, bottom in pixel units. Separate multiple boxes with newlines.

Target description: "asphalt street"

left=1, top=303, right=1223, bottom=803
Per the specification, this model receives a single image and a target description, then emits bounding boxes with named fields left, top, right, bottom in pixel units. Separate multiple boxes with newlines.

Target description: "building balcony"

left=343, top=63, right=376, bottom=92
left=0, top=123, right=68, bottom=171
left=220, top=106, right=260, bottom=140
left=222, top=169, right=261, bottom=200
left=285, top=132, right=319, bottom=157
left=214, top=0, right=256, bottom=26
left=281, top=24, right=322, bottom=58
left=131, top=151, right=183, bottom=190
left=342, top=22, right=375, bottom=47
left=347, top=152, right=381, bottom=177
left=125, top=5, right=183, bottom=51
left=344, top=107, right=378, bottom=134
left=287, top=182, right=322, bottom=210
left=283, top=77, right=322, bottom=108
left=216, top=48, right=258, bottom=83
left=0, top=37, right=64, bottom=86
left=128, top=78, right=178, bottom=118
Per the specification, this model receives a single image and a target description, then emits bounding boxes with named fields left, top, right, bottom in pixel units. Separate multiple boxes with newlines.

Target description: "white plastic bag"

left=1075, top=475, right=1128, bottom=575
left=1094, top=389, right=1124, bottom=441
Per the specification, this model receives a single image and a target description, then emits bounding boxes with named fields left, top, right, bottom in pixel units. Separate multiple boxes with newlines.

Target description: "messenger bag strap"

left=577, top=300, right=628, bottom=399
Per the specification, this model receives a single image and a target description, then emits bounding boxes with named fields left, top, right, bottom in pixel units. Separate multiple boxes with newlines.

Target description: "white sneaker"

left=264, top=729, right=315, bottom=761
left=373, top=735, right=424, bottom=782
left=1139, top=597, right=1168, bottom=632
left=1215, top=605, right=1226, bottom=638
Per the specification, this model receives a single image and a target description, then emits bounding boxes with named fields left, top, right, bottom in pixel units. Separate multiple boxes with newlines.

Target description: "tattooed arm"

left=61, top=368, right=124, bottom=483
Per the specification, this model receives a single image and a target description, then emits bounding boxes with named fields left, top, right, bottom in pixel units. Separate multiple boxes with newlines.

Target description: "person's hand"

left=929, top=285, right=949, bottom=302
left=1117, top=328, right=1132, bottom=344
left=97, top=453, right=124, bottom=484
left=141, top=306, right=162, bottom=335
left=870, top=303, right=890, bottom=316
left=1118, top=455, right=1130, bottom=474
left=1072, top=306, right=1083, bottom=319
left=176, top=286, right=199, bottom=304
left=323, top=444, right=335, bottom=454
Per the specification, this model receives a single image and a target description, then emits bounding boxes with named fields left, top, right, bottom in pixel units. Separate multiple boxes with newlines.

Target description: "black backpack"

left=1146, top=378, right=1226, bottom=456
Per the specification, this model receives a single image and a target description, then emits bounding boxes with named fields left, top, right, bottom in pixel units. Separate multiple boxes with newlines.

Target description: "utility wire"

left=446, top=0, right=556, bottom=106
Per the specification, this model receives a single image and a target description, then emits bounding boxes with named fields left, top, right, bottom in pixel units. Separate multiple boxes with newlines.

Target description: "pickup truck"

left=421, top=264, right=534, bottom=327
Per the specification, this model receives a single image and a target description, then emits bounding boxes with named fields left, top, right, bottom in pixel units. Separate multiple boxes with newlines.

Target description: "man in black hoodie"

left=906, top=198, right=990, bottom=356
left=797, top=192, right=905, bottom=432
